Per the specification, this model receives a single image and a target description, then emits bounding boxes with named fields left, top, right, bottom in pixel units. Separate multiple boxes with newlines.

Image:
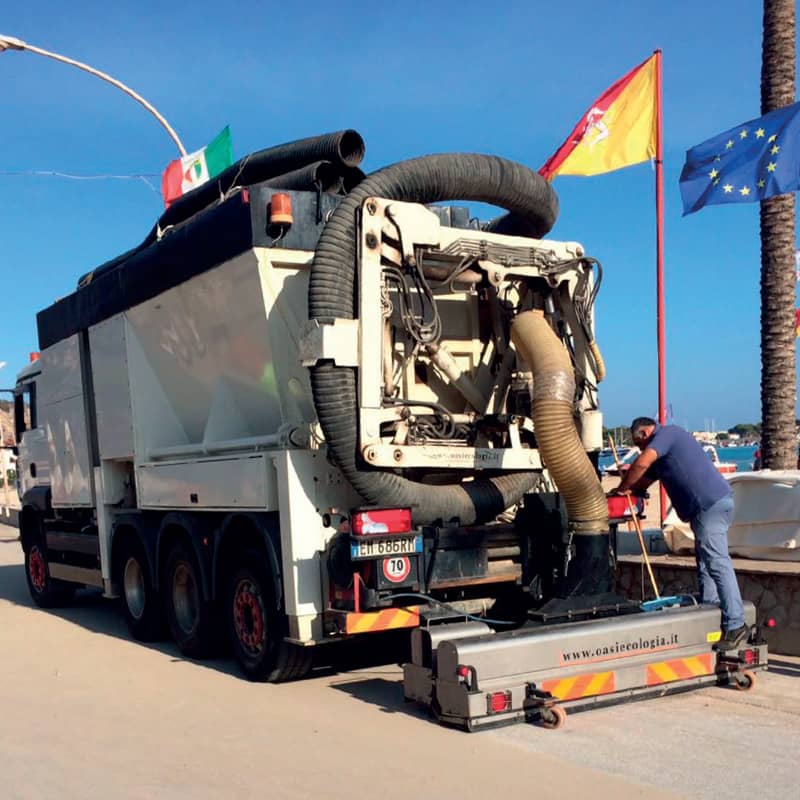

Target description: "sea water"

left=597, top=444, right=758, bottom=473
left=718, top=445, right=759, bottom=472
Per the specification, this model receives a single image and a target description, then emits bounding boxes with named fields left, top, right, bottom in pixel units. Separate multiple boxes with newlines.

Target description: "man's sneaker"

left=713, top=625, right=749, bottom=651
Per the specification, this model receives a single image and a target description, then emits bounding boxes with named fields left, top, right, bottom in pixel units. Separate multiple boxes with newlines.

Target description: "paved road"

left=1, top=523, right=797, bottom=800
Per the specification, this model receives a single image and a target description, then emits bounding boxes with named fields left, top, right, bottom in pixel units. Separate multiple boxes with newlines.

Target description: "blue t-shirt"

left=645, top=425, right=732, bottom=522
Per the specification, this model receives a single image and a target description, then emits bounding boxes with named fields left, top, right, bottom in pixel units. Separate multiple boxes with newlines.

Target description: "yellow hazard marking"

left=645, top=653, right=714, bottom=686
left=541, top=671, right=616, bottom=701
left=345, top=606, right=420, bottom=635
left=707, top=631, right=722, bottom=643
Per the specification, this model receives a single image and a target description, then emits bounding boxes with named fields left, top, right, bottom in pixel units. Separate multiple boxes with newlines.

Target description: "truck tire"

left=225, top=549, right=312, bottom=682
left=24, top=532, right=75, bottom=609
left=163, top=542, right=216, bottom=658
left=117, top=536, right=164, bottom=642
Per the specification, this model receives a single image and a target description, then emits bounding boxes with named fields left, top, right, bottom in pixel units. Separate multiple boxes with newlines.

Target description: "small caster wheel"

left=733, top=671, right=756, bottom=692
left=540, top=705, right=567, bottom=730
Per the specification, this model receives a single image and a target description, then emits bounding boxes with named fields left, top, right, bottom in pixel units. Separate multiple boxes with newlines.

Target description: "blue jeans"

left=690, top=495, right=745, bottom=631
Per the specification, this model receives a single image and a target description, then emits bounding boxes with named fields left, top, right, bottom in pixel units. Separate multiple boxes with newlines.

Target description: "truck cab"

left=13, top=358, right=49, bottom=500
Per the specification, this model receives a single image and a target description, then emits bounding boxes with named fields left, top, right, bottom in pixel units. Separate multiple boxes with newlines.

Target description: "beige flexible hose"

left=589, top=340, right=606, bottom=383
left=512, top=310, right=609, bottom=533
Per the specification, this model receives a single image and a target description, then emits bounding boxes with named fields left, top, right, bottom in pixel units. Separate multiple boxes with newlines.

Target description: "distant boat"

left=703, top=444, right=737, bottom=474
left=601, top=446, right=640, bottom=476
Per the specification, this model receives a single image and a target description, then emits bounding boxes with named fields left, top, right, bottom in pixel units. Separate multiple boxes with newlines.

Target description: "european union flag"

left=679, top=101, right=800, bottom=215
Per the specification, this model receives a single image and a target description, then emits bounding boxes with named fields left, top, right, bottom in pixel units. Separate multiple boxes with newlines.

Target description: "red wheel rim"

left=29, top=546, right=47, bottom=593
left=233, top=578, right=266, bottom=656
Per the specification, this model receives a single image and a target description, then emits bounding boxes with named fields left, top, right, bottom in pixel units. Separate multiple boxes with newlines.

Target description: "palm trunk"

left=760, top=0, right=796, bottom=469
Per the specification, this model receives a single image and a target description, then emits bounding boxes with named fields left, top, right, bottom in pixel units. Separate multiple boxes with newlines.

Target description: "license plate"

left=350, top=535, right=422, bottom=560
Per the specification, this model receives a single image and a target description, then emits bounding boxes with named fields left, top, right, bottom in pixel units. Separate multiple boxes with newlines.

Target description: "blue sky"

left=1, top=0, right=795, bottom=430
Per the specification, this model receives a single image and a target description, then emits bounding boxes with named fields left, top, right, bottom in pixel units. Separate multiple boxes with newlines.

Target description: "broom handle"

left=609, top=435, right=661, bottom=599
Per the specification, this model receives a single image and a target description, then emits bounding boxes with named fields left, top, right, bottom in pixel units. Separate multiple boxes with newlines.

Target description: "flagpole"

left=654, top=48, right=667, bottom=525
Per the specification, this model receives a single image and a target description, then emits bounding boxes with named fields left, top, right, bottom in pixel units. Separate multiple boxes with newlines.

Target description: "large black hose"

left=263, top=161, right=342, bottom=194
left=309, top=154, right=559, bottom=525
left=160, top=130, right=365, bottom=230
left=340, top=166, right=366, bottom=193
left=78, top=130, right=365, bottom=287
left=484, top=212, right=545, bottom=238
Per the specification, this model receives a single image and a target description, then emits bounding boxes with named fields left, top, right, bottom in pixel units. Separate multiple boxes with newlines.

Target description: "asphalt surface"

left=1, top=523, right=797, bottom=800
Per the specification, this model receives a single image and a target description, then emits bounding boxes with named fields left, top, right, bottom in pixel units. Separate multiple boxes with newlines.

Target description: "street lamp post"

left=0, top=34, right=187, bottom=156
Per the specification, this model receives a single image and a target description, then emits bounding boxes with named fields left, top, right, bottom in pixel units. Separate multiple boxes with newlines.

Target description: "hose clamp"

left=568, top=520, right=610, bottom=534
left=531, top=369, right=575, bottom=404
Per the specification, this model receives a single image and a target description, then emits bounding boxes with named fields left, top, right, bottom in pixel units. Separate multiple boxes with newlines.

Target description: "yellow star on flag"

left=725, top=140, right=734, bottom=149
left=755, top=128, right=766, bottom=138
left=771, top=145, right=780, bottom=155
left=709, top=168, right=719, bottom=179
left=757, top=179, right=765, bottom=188
left=723, top=184, right=734, bottom=193
left=768, top=134, right=777, bottom=142
left=739, top=129, right=748, bottom=139
left=767, top=162, right=777, bottom=172
left=740, top=186, right=750, bottom=196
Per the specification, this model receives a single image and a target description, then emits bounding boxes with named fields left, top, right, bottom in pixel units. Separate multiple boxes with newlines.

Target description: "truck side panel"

left=123, top=250, right=284, bottom=455
left=39, top=335, right=94, bottom=507
left=137, top=454, right=277, bottom=510
left=272, top=449, right=360, bottom=642
left=89, top=315, right=134, bottom=460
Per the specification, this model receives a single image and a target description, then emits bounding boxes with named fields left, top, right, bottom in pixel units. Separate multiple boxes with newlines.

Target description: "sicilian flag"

left=540, top=55, right=658, bottom=179
left=161, top=126, right=233, bottom=207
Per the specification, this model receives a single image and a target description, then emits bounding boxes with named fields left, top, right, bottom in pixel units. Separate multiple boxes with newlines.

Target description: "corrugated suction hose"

left=78, top=130, right=367, bottom=287
left=510, top=310, right=608, bottom=533
left=309, top=154, right=558, bottom=526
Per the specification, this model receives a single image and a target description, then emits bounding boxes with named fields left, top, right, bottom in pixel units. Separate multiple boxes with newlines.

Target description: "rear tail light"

left=766, top=618, right=776, bottom=628
left=457, top=665, right=471, bottom=679
left=351, top=508, right=412, bottom=535
left=741, top=648, right=759, bottom=666
left=487, top=691, right=512, bottom=714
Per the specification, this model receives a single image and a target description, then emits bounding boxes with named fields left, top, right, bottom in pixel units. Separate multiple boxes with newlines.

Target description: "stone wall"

left=617, top=554, right=800, bottom=656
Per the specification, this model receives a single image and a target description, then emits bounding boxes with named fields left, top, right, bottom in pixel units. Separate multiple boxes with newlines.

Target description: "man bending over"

left=613, top=417, right=747, bottom=651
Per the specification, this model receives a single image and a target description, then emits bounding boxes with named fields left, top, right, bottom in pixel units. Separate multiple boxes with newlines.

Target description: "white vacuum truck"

left=11, top=131, right=765, bottom=705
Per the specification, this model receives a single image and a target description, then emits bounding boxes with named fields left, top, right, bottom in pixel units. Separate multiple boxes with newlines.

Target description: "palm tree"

left=760, top=0, right=796, bottom=469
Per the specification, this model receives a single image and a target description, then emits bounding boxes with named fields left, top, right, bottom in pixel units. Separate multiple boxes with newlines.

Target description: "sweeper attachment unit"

left=404, top=599, right=767, bottom=731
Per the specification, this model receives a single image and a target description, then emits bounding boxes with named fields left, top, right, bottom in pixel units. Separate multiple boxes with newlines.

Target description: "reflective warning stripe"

left=345, top=606, right=420, bottom=635
left=645, top=653, right=714, bottom=686
left=541, top=671, right=616, bottom=701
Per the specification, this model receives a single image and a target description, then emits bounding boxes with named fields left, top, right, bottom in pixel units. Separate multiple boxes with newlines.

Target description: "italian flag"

left=161, top=126, right=233, bottom=207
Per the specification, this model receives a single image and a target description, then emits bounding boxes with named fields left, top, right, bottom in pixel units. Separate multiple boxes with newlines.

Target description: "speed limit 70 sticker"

left=382, top=556, right=411, bottom=583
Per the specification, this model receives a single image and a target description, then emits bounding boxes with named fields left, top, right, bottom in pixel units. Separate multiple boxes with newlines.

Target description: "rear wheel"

left=164, top=543, right=215, bottom=658
left=733, top=670, right=757, bottom=692
left=24, top=528, right=75, bottom=609
left=226, top=548, right=312, bottom=682
left=117, top=535, right=164, bottom=641
left=540, top=705, right=567, bottom=730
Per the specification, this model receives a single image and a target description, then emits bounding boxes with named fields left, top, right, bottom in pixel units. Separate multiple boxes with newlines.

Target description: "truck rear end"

left=15, top=131, right=624, bottom=681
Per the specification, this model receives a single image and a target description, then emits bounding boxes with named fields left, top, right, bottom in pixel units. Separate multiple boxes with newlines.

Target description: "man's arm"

left=628, top=474, right=656, bottom=494
left=615, top=448, right=659, bottom=494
